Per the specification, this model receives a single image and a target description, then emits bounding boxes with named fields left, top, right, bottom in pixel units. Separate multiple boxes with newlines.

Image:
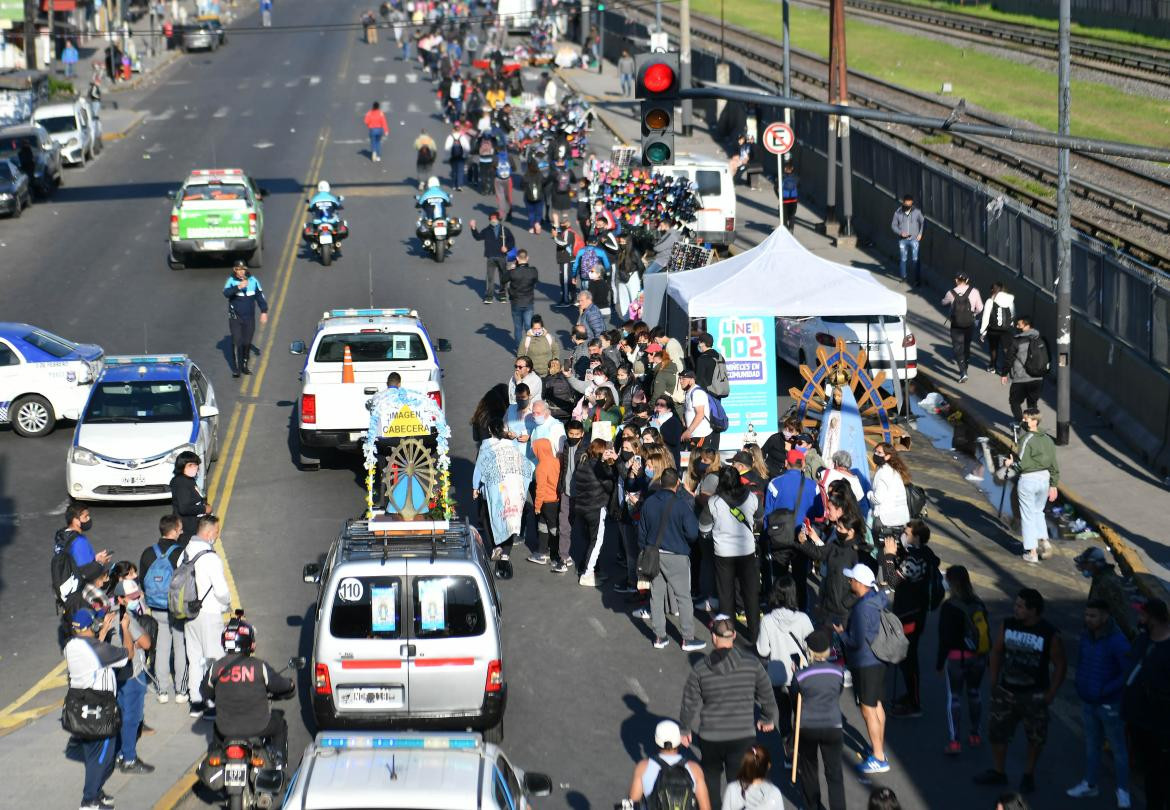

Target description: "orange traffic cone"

left=342, top=345, right=355, bottom=384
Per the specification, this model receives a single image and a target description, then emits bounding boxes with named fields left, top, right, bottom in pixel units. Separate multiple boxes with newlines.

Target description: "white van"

left=657, top=154, right=736, bottom=248
left=497, top=0, right=538, bottom=31
left=32, top=98, right=100, bottom=166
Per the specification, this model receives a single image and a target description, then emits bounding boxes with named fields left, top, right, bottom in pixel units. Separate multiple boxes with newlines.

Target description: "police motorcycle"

left=415, top=176, right=461, bottom=263
left=302, top=181, right=349, bottom=267
left=197, top=614, right=305, bottom=810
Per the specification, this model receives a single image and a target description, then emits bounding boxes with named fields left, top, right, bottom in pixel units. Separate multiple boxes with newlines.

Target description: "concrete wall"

left=993, top=0, right=1170, bottom=39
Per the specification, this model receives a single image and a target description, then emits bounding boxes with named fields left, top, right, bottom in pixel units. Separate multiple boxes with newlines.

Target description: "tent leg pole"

left=880, top=315, right=903, bottom=417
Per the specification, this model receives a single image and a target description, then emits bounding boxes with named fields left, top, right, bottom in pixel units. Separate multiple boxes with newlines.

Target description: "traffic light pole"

left=1056, top=0, right=1072, bottom=444
left=780, top=0, right=791, bottom=225
left=679, top=0, right=694, bottom=137
left=825, top=0, right=852, bottom=239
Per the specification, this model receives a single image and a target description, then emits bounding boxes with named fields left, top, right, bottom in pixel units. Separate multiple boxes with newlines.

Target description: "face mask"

left=872, top=453, right=886, bottom=467
left=531, top=327, right=543, bottom=336
left=592, top=375, right=604, bottom=385
left=645, top=465, right=655, bottom=477
left=782, top=429, right=795, bottom=439
left=620, top=450, right=633, bottom=461
left=80, top=518, right=93, bottom=532
left=567, top=436, right=582, bottom=447
left=903, top=205, right=912, bottom=212
left=516, top=399, right=529, bottom=409
left=900, top=535, right=912, bottom=550
left=694, top=461, right=709, bottom=473
left=534, top=414, right=547, bottom=425
left=128, top=599, right=142, bottom=613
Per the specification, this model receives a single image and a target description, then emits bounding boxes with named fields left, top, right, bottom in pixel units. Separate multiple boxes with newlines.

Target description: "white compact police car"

left=0, top=323, right=103, bottom=438
left=66, top=354, right=220, bottom=501
left=282, top=733, right=552, bottom=810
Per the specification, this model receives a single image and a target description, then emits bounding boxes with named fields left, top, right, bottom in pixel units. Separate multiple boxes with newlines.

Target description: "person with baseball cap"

left=793, top=628, right=847, bottom=810
left=1074, top=547, right=1134, bottom=639
left=627, top=719, right=711, bottom=810
left=763, top=448, right=820, bottom=610
left=64, top=607, right=128, bottom=810
left=110, top=579, right=155, bottom=774
left=835, top=563, right=891, bottom=774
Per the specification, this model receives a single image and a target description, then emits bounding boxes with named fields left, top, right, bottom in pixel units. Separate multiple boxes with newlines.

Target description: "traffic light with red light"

left=635, top=53, right=679, bottom=166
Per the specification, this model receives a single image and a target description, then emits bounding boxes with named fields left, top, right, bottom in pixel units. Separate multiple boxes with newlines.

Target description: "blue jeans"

left=898, top=237, right=920, bottom=282
left=525, top=200, right=544, bottom=230
left=116, top=672, right=147, bottom=762
left=619, top=72, right=633, bottom=96
left=511, top=306, right=533, bottom=347
left=402, top=39, right=411, bottom=61
left=1082, top=701, right=1128, bottom=789
left=368, top=127, right=384, bottom=158
left=451, top=159, right=466, bottom=189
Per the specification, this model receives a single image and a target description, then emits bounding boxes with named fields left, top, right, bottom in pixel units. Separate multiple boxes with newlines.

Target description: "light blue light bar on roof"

left=317, top=735, right=479, bottom=750
left=325, top=308, right=418, bottom=319
left=103, top=354, right=187, bottom=366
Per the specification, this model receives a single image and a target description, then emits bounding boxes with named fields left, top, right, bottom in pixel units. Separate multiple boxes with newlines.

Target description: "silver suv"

left=302, top=518, right=506, bottom=739
left=282, top=732, right=552, bottom=810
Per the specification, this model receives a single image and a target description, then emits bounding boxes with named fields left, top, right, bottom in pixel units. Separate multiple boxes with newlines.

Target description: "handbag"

left=62, top=687, right=121, bottom=740
left=636, top=493, right=677, bottom=584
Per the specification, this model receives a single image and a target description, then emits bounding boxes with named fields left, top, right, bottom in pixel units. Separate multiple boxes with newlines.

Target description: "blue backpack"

left=144, top=543, right=180, bottom=610
left=704, top=388, right=729, bottom=432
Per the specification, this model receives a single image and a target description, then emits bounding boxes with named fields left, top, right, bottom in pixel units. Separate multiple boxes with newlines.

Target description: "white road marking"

left=144, top=142, right=164, bottom=153
left=373, top=56, right=386, bottom=62
left=147, top=108, right=174, bottom=121
left=241, top=109, right=254, bottom=117
left=254, top=141, right=275, bottom=149
left=406, top=73, right=418, bottom=83
left=406, top=102, right=420, bottom=113
left=309, top=75, right=321, bottom=85
left=587, top=616, right=608, bottom=638
left=261, top=79, right=273, bottom=88
left=0, top=499, right=71, bottom=526
left=358, top=74, right=371, bottom=84
left=212, top=106, right=229, bottom=118
left=333, top=138, right=365, bottom=145
left=236, top=81, right=248, bottom=90
left=184, top=111, right=198, bottom=119
left=384, top=73, right=397, bottom=84
left=626, top=676, right=649, bottom=703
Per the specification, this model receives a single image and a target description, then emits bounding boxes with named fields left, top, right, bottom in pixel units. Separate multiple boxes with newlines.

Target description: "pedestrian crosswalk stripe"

left=147, top=108, right=174, bottom=121
left=261, top=79, right=273, bottom=89
left=406, top=102, right=420, bottom=113
left=309, top=76, right=321, bottom=85
left=385, top=74, right=397, bottom=84
left=406, top=73, right=418, bottom=83
left=213, top=106, right=229, bottom=118
left=358, top=74, right=371, bottom=84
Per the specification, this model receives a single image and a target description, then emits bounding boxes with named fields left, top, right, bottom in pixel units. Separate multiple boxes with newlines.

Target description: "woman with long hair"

left=584, top=385, right=622, bottom=433
left=572, top=438, right=618, bottom=586
left=647, top=347, right=678, bottom=410
left=721, top=744, right=785, bottom=810
left=869, top=441, right=911, bottom=538
left=701, top=466, right=761, bottom=642
left=936, top=565, right=990, bottom=755
left=742, top=442, right=771, bottom=481
left=169, top=450, right=208, bottom=542
left=757, top=576, right=815, bottom=743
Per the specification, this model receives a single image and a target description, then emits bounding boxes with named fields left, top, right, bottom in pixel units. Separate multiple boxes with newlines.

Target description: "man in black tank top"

left=974, top=588, right=1067, bottom=795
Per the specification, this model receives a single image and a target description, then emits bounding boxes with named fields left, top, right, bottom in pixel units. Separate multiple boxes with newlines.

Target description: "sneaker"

left=959, top=374, right=969, bottom=383
left=482, top=298, right=493, bottom=304
left=80, top=804, right=101, bottom=810
left=1038, top=539, right=1054, bottom=560
left=175, top=692, right=189, bottom=705
left=550, top=560, right=570, bottom=574
left=612, top=581, right=636, bottom=594
left=1066, top=781, right=1099, bottom=798
left=1117, top=788, right=1132, bottom=809
left=98, top=792, right=115, bottom=809
left=526, top=553, right=549, bottom=565
left=890, top=702, right=922, bottom=718
left=973, top=769, right=1008, bottom=786
left=157, top=692, right=170, bottom=704
left=499, top=553, right=510, bottom=562
left=578, top=572, right=597, bottom=587
left=652, top=637, right=670, bottom=649
left=188, top=701, right=204, bottom=718
left=967, top=733, right=982, bottom=748
left=964, top=471, right=984, bottom=482
left=944, top=740, right=961, bottom=755
left=119, top=759, right=156, bottom=774
left=633, top=607, right=651, bottom=620
left=681, top=638, right=707, bottom=652
left=1022, top=550, right=1040, bottom=564
left=1019, top=773, right=1036, bottom=793
left=843, top=669, right=853, bottom=689
left=201, top=708, right=217, bottom=722
left=857, top=755, right=890, bottom=774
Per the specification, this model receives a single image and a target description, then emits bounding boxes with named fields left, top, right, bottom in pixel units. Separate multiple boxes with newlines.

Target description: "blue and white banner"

left=710, top=314, right=778, bottom=449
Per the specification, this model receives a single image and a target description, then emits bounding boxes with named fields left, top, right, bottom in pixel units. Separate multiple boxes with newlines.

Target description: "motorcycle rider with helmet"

left=200, top=613, right=294, bottom=765
left=416, top=176, right=451, bottom=220
left=308, top=180, right=343, bottom=220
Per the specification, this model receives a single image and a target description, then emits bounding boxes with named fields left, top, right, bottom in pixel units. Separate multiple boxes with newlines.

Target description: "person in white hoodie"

left=756, top=576, right=814, bottom=747
left=180, top=515, right=232, bottom=717
left=980, top=282, right=1016, bottom=376
left=721, top=744, right=788, bottom=810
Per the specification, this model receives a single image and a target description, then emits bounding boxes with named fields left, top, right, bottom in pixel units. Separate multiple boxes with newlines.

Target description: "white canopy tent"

left=642, top=225, right=908, bottom=326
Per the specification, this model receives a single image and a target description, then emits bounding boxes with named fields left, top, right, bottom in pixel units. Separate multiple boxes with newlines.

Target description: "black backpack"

left=51, top=528, right=82, bottom=608
left=555, top=169, right=571, bottom=193
left=989, top=300, right=1012, bottom=331
left=647, top=755, right=698, bottom=810
left=765, top=476, right=807, bottom=556
left=951, top=288, right=975, bottom=329
left=926, top=550, right=945, bottom=611
left=450, top=138, right=465, bottom=162
left=1023, top=335, right=1050, bottom=377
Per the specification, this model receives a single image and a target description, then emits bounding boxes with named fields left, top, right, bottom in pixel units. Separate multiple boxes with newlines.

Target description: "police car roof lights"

left=189, top=168, right=244, bottom=177
left=316, top=733, right=481, bottom=750
left=103, top=354, right=188, bottom=366
left=323, top=308, right=419, bottom=320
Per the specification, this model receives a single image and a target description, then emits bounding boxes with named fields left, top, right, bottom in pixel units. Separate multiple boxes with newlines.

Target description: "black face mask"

left=516, top=399, right=529, bottom=409
left=872, top=453, right=886, bottom=467
left=567, top=436, right=583, bottom=447
left=80, top=518, right=93, bottom=532
left=620, top=450, right=633, bottom=461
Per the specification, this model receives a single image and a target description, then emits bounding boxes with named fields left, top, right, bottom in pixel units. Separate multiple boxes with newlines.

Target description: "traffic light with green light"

left=634, top=52, right=679, bottom=167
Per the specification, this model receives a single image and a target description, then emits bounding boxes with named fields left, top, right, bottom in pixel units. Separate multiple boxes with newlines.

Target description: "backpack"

left=646, top=755, right=698, bottom=810
left=143, top=544, right=180, bottom=610
left=1023, top=334, right=1050, bottom=377
left=951, top=288, right=975, bottom=329
left=449, top=138, right=465, bottom=162
left=136, top=611, right=160, bottom=671
left=417, top=144, right=435, bottom=164
left=905, top=483, right=928, bottom=519
left=168, top=549, right=212, bottom=620
left=706, top=354, right=730, bottom=398
left=478, top=136, right=495, bottom=157
left=926, top=552, right=945, bottom=611
left=495, top=154, right=511, bottom=179
left=960, top=597, right=992, bottom=655
left=989, top=300, right=1012, bottom=331
left=871, top=606, right=910, bottom=664
left=702, top=389, right=729, bottom=432
left=578, top=247, right=599, bottom=279
left=765, top=476, right=807, bottom=556
left=525, top=178, right=542, bottom=203
left=555, top=168, right=571, bottom=193
left=50, top=528, right=82, bottom=608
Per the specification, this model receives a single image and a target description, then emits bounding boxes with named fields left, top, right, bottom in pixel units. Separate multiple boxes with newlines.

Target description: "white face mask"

left=592, top=375, right=605, bottom=385
left=128, top=599, right=143, bottom=613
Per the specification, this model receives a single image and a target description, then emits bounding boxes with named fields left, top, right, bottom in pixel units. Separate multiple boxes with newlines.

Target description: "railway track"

left=626, top=4, right=1170, bottom=271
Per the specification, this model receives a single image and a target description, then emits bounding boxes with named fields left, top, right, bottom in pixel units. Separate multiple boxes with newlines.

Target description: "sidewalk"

left=559, top=63, right=1170, bottom=595
left=45, top=30, right=182, bottom=94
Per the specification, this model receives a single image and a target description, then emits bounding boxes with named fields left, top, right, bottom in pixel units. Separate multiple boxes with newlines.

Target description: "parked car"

left=32, top=98, right=99, bottom=166
left=181, top=21, right=221, bottom=52
left=776, top=314, right=919, bottom=380
left=0, top=123, right=63, bottom=196
left=0, top=159, right=32, bottom=217
left=196, top=14, right=227, bottom=45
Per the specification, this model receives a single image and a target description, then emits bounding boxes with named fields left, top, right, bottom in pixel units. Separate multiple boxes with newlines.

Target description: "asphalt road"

left=0, top=3, right=1124, bottom=808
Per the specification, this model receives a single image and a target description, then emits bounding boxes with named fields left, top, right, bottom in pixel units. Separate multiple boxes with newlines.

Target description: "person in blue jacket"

left=835, top=564, right=891, bottom=775
left=223, top=261, right=268, bottom=377
left=416, top=175, right=451, bottom=220
left=764, top=449, right=820, bottom=608
left=1066, top=599, right=1132, bottom=805
left=307, top=180, right=343, bottom=220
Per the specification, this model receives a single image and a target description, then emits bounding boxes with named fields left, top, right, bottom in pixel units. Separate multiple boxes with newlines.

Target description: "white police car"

left=67, top=354, right=220, bottom=501
left=282, top=733, right=552, bottom=810
left=0, top=323, right=103, bottom=438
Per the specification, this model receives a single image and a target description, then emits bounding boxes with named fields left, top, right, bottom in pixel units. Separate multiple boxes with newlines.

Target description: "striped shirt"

left=680, top=648, right=778, bottom=742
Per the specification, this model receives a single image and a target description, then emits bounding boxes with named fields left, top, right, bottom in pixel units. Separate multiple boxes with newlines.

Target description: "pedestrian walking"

left=469, top=211, right=515, bottom=303
left=679, top=370, right=717, bottom=452
left=413, top=129, right=437, bottom=189
left=260, top=0, right=272, bottom=27
left=362, top=9, right=378, bottom=42
left=980, top=283, right=1015, bottom=375
left=139, top=514, right=187, bottom=704
left=1074, top=547, right=1135, bottom=639
left=936, top=565, right=991, bottom=755
left=1066, top=599, right=1131, bottom=807
left=795, top=507, right=862, bottom=628
left=793, top=629, right=847, bottom=810
left=522, top=160, right=545, bottom=233
left=363, top=101, right=388, bottom=162
left=974, top=588, right=1066, bottom=794
left=554, top=420, right=586, bottom=574
left=1008, top=409, right=1059, bottom=564
left=836, top=564, right=891, bottom=774
left=942, top=272, right=984, bottom=382
left=720, top=745, right=786, bottom=810
left=627, top=719, right=712, bottom=810
left=53, top=504, right=113, bottom=615
left=169, top=449, right=209, bottom=540
left=701, top=467, right=760, bottom=642
left=756, top=576, right=814, bottom=747
left=890, top=193, right=924, bottom=286
left=781, top=162, right=799, bottom=231
left=445, top=124, right=470, bottom=191
left=679, top=617, right=779, bottom=809
left=63, top=40, right=80, bottom=77
left=881, top=519, right=939, bottom=718
left=517, top=315, right=556, bottom=381
left=180, top=516, right=233, bottom=719
left=638, top=468, right=706, bottom=651
left=501, top=248, right=538, bottom=347
left=529, top=414, right=561, bottom=568
left=1000, top=315, right=1048, bottom=422
left=573, top=439, right=617, bottom=587
left=222, top=261, right=268, bottom=378
left=110, top=579, right=155, bottom=774
left=65, top=607, right=127, bottom=810
left=764, top=450, right=819, bottom=610
left=1123, top=597, right=1170, bottom=810
left=617, top=50, right=636, bottom=96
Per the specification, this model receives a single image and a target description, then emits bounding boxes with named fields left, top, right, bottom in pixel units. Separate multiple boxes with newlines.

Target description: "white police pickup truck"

left=290, top=308, right=450, bottom=470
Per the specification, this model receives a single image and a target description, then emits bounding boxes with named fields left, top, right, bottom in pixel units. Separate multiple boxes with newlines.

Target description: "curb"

left=152, top=759, right=199, bottom=810
left=107, top=49, right=183, bottom=94
left=101, top=109, right=146, bottom=142
left=914, top=369, right=1170, bottom=604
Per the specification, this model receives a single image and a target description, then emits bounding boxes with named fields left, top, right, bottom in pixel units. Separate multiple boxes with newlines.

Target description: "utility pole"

left=780, top=0, right=791, bottom=225
left=598, top=2, right=604, bottom=74
left=47, top=0, right=54, bottom=69
left=720, top=0, right=725, bottom=63
left=1055, top=0, right=1072, bottom=444
left=655, top=0, right=662, bottom=31
left=22, top=0, right=35, bottom=69
left=679, top=0, right=693, bottom=136
left=579, top=0, right=589, bottom=47
left=827, top=0, right=853, bottom=240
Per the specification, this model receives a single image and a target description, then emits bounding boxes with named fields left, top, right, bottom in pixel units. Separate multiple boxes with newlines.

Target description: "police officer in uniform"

left=222, top=261, right=269, bottom=378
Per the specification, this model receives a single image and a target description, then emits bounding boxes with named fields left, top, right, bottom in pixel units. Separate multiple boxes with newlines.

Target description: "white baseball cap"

left=843, top=564, right=876, bottom=589
left=654, top=719, right=682, bottom=749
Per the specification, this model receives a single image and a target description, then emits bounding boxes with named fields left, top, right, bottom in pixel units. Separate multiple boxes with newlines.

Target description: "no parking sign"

left=762, top=121, right=796, bottom=155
